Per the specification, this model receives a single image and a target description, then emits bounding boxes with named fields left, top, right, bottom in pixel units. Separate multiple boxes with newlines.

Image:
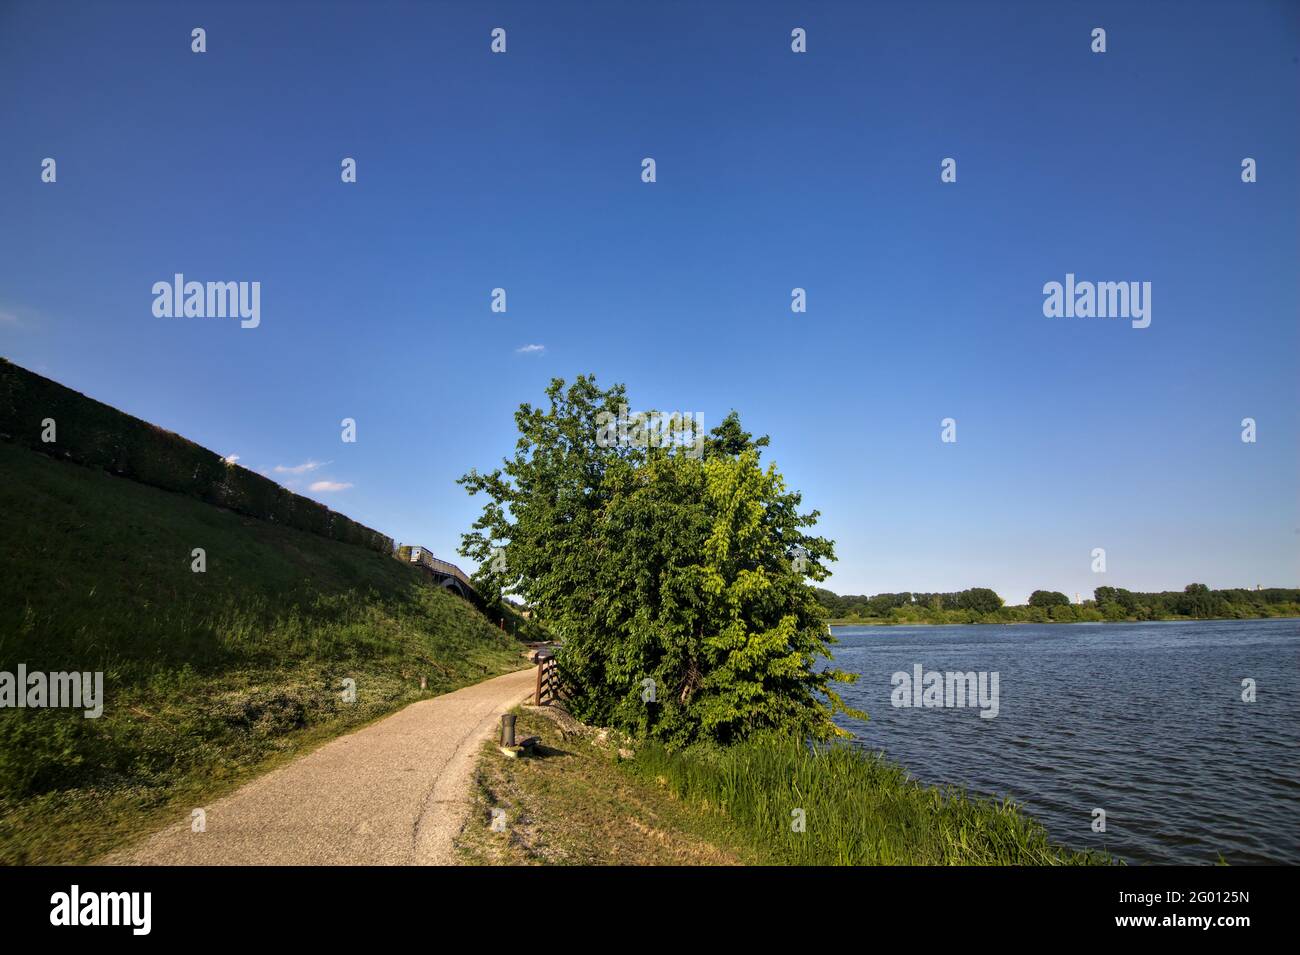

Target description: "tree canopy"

left=458, top=376, right=862, bottom=746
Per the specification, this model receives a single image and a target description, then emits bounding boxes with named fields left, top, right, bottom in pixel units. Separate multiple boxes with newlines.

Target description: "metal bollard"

left=500, top=713, right=516, bottom=747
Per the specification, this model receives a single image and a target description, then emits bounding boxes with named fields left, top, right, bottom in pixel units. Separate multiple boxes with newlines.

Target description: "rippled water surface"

left=829, top=618, right=1300, bottom=864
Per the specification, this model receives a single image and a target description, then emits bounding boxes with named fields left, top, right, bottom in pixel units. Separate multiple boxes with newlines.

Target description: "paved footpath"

left=109, top=667, right=537, bottom=865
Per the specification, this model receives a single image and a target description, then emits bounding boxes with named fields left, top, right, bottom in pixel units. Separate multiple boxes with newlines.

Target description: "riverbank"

left=818, top=584, right=1300, bottom=628
left=457, top=706, right=1113, bottom=866
left=826, top=616, right=1299, bottom=863
left=826, top=613, right=1300, bottom=628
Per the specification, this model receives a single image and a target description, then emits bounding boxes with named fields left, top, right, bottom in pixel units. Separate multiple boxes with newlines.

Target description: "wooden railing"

left=533, top=651, right=565, bottom=706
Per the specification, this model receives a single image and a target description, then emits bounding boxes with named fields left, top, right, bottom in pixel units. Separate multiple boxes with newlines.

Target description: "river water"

left=828, top=618, right=1300, bottom=864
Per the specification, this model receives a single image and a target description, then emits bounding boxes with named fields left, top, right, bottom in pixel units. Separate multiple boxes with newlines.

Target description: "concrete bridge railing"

left=401, top=545, right=475, bottom=598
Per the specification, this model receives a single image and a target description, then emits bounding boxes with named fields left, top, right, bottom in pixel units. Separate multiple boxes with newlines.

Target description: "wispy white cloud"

left=0, top=303, right=42, bottom=326
left=274, top=459, right=328, bottom=475
left=309, top=480, right=353, bottom=492
left=515, top=343, right=546, bottom=354
left=223, top=454, right=240, bottom=464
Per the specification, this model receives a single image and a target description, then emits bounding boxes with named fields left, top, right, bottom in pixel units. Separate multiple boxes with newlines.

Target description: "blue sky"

left=1, top=1, right=1296, bottom=604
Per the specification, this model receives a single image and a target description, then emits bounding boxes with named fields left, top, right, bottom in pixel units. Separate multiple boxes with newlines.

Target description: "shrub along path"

left=110, top=668, right=537, bottom=865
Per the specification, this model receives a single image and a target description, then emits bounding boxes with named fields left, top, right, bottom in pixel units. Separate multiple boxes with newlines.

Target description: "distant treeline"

left=815, top=584, right=1300, bottom=625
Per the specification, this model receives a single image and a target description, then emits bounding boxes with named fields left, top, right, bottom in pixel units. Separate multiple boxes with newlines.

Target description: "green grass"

left=457, top=705, right=1115, bottom=867
left=0, top=440, right=525, bottom=864
left=457, top=708, right=760, bottom=865
left=624, top=733, right=1116, bottom=865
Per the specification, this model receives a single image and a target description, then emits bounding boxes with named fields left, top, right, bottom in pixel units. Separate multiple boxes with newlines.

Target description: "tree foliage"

left=458, top=376, right=862, bottom=746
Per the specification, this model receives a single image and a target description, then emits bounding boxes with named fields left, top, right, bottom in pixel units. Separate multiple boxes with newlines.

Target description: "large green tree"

left=458, top=376, right=862, bottom=746
left=958, top=587, right=1004, bottom=614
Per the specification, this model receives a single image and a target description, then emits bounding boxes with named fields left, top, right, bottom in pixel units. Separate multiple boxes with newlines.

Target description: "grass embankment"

left=627, top=735, right=1112, bottom=865
left=0, top=441, right=525, bottom=864
left=461, top=708, right=1111, bottom=866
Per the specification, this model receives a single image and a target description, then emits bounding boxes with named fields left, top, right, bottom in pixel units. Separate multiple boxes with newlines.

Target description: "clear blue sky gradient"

left=2, top=1, right=1296, bottom=604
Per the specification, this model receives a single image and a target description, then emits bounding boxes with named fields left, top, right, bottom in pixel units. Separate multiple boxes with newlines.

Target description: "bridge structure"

left=401, top=545, right=476, bottom=599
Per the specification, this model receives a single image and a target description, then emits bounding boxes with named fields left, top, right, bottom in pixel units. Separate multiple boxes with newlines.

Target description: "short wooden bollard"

left=501, top=713, right=516, bottom=747
left=420, top=676, right=427, bottom=691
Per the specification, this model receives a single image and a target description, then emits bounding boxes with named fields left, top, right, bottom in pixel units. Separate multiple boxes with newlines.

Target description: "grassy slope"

left=0, top=441, right=524, bottom=864
left=459, top=709, right=1112, bottom=866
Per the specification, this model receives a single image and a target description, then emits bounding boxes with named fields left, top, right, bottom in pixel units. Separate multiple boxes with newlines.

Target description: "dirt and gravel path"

left=110, top=667, right=537, bottom=865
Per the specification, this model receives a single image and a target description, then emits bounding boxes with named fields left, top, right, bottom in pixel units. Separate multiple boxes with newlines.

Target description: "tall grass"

left=627, top=733, right=1114, bottom=865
